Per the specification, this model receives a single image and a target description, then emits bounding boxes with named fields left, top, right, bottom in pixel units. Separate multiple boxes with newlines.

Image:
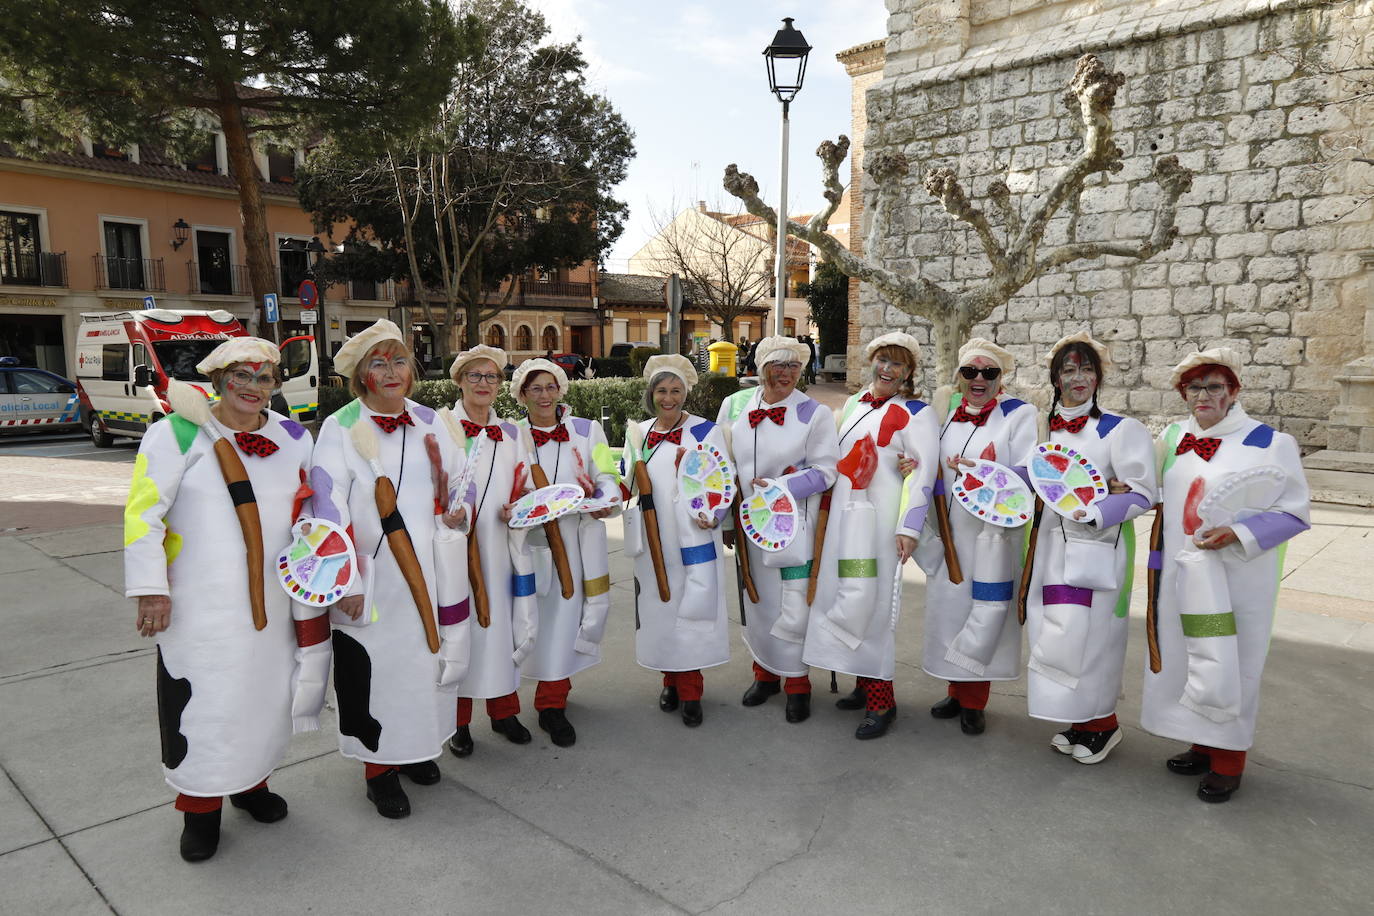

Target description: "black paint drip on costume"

left=332, top=630, right=383, bottom=752
left=156, top=648, right=192, bottom=769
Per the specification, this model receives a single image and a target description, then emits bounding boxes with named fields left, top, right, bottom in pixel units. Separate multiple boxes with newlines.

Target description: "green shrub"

left=627, top=346, right=661, bottom=377
left=590, top=356, right=632, bottom=377
left=317, top=384, right=353, bottom=421
left=686, top=372, right=742, bottom=421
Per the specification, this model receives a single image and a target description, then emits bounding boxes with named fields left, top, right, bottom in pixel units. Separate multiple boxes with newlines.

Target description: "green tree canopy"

left=799, top=258, right=849, bottom=360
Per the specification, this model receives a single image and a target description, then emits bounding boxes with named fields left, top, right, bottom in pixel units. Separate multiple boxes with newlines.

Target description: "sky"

left=525, top=0, right=889, bottom=272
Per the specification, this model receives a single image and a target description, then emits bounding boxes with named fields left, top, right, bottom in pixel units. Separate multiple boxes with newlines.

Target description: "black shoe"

left=1166, top=749, right=1210, bottom=776
left=365, top=769, right=410, bottom=819
left=179, top=809, right=221, bottom=863
left=399, top=761, right=441, bottom=785
left=835, top=685, right=865, bottom=710
left=856, top=708, right=896, bottom=740
left=1072, top=728, right=1123, bottom=765
left=959, top=707, right=986, bottom=735
left=742, top=680, right=781, bottom=706
left=1051, top=728, right=1085, bottom=755
left=930, top=696, right=961, bottom=719
left=785, top=692, right=811, bottom=723
left=491, top=715, right=532, bottom=745
left=228, top=787, right=288, bottom=823
left=1197, top=771, right=1242, bottom=803
left=681, top=700, right=703, bottom=727
left=538, top=708, right=577, bottom=747
left=448, top=726, right=474, bottom=758
left=659, top=685, right=680, bottom=712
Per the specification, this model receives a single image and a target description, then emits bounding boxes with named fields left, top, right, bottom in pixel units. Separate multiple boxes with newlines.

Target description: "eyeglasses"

left=959, top=366, right=1002, bottom=381
left=1184, top=383, right=1230, bottom=399
left=524, top=384, right=560, bottom=397
left=769, top=361, right=802, bottom=371
left=366, top=357, right=411, bottom=374
left=464, top=371, right=502, bottom=384
left=873, top=356, right=909, bottom=371
left=228, top=369, right=277, bottom=389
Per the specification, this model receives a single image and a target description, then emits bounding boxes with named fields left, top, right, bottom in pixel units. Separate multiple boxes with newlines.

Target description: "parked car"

left=0, top=357, right=82, bottom=435
left=607, top=341, right=657, bottom=360
left=548, top=352, right=589, bottom=379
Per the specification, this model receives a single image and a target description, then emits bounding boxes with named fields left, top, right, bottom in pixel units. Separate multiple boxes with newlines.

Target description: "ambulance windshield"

left=153, top=341, right=221, bottom=381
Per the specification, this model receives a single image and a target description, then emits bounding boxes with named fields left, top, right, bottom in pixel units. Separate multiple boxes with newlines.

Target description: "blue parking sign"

left=264, top=293, right=279, bottom=323
left=142, top=295, right=156, bottom=309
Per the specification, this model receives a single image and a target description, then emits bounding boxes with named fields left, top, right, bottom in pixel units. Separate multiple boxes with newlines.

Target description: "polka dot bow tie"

left=461, top=419, right=504, bottom=442
left=646, top=427, right=683, bottom=448
left=233, top=431, right=279, bottom=457
left=531, top=425, right=570, bottom=447
left=1049, top=414, right=1089, bottom=434
left=859, top=392, right=889, bottom=406
left=1175, top=432, right=1222, bottom=461
left=950, top=403, right=990, bottom=427
left=371, top=412, right=413, bottom=434
left=748, top=406, right=787, bottom=428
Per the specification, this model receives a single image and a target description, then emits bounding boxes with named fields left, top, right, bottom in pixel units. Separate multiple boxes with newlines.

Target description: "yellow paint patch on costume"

left=164, top=529, right=183, bottom=565
left=124, top=453, right=159, bottom=547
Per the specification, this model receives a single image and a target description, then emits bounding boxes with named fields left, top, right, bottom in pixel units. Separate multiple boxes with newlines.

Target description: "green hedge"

left=627, top=346, right=661, bottom=377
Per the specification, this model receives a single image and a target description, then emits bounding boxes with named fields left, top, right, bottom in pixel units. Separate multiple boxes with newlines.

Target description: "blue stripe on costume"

left=971, top=580, right=1014, bottom=601
left=905, top=399, right=928, bottom=415
left=999, top=398, right=1026, bottom=415
left=690, top=419, right=715, bottom=441
left=1242, top=423, right=1275, bottom=448
left=1095, top=413, right=1122, bottom=438
left=511, top=573, right=536, bottom=597
left=680, top=542, right=716, bottom=565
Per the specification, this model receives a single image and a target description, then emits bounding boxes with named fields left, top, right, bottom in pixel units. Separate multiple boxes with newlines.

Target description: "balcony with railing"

left=1, top=251, right=68, bottom=288
left=93, top=255, right=166, bottom=292
left=187, top=260, right=251, bottom=296
left=347, top=278, right=395, bottom=302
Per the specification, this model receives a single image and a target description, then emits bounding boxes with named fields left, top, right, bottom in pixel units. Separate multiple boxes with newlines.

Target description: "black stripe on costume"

left=379, top=511, right=407, bottom=536
left=225, top=480, right=255, bottom=507
left=639, top=493, right=655, bottom=513
left=332, top=630, right=383, bottom=752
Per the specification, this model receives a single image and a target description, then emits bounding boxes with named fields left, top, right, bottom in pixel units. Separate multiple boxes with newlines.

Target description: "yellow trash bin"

left=707, top=340, right=738, bottom=375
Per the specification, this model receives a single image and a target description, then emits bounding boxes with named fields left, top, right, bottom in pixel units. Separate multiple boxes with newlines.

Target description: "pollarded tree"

left=0, top=1, right=466, bottom=330
left=723, top=54, right=1196, bottom=378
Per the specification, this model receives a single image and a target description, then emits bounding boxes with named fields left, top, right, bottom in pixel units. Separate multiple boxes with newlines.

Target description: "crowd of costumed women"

left=124, top=319, right=1309, bottom=861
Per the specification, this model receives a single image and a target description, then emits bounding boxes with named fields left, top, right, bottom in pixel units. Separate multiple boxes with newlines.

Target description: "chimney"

left=697, top=200, right=707, bottom=212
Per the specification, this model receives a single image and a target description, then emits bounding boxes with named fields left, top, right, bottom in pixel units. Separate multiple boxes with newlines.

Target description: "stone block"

left=1276, top=165, right=1325, bottom=197
left=1074, top=269, right=1124, bottom=292
left=1168, top=262, right=1206, bottom=286
left=1242, top=84, right=1273, bottom=111
left=1226, top=110, right=1285, bottom=144
left=1307, top=334, right=1364, bottom=367
left=1114, top=210, right=1157, bottom=239
left=1274, top=391, right=1335, bottom=418
left=1132, top=263, right=1170, bottom=289
left=1303, top=196, right=1373, bottom=225
left=1159, top=97, right=1196, bottom=124
left=1204, top=203, right=1249, bottom=234
left=1252, top=137, right=1317, bottom=168
left=1243, top=52, right=1296, bottom=83
left=1172, top=206, right=1205, bottom=236
left=1029, top=320, right=1064, bottom=343
left=1132, top=287, right=1173, bottom=315
left=1308, top=252, right=1362, bottom=280
left=1214, top=231, right=1268, bottom=259
left=1222, top=20, right=1259, bottom=58
left=1253, top=336, right=1305, bottom=366
left=1090, top=289, right=1131, bottom=317
left=1248, top=256, right=1300, bottom=281
left=1094, top=317, right=1139, bottom=341
left=1253, top=198, right=1299, bottom=230
left=1223, top=285, right=1260, bottom=311
left=1184, top=314, right=1225, bottom=338
left=1141, top=315, right=1183, bottom=338
left=1186, top=173, right=1228, bottom=204
left=1273, top=75, right=1332, bottom=108
left=1289, top=105, right=1352, bottom=135
left=1196, top=90, right=1243, bottom=117
left=1173, top=285, right=1216, bottom=314
left=990, top=124, right=1022, bottom=148
left=1205, top=259, right=1244, bottom=284
left=1128, top=388, right=1165, bottom=412
left=1177, top=121, right=1226, bottom=151
left=1208, top=143, right=1252, bottom=173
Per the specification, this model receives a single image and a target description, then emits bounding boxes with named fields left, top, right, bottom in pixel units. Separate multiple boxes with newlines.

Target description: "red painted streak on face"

left=364, top=374, right=378, bottom=393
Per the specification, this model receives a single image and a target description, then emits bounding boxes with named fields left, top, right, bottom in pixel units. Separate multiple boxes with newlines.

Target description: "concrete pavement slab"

left=0, top=769, right=52, bottom=856
left=0, top=536, right=60, bottom=574
left=62, top=550, right=125, bottom=596
left=0, top=563, right=141, bottom=681
left=22, top=524, right=124, bottom=559
left=0, top=839, right=112, bottom=915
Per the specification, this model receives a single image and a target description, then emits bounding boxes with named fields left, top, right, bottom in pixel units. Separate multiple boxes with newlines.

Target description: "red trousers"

left=535, top=679, right=571, bottom=711
left=1076, top=714, right=1118, bottom=732
left=662, top=670, right=704, bottom=701
left=947, top=680, right=990, bottom=709
left=856, top=676, right=895, bottom=711
left=456, top=692, right=521, bottom=726
left=175, top=780, right=266, bottom=813
left=753, top=661, right=811, bottom=695
left=1193, top=743, right=1248, bottom=776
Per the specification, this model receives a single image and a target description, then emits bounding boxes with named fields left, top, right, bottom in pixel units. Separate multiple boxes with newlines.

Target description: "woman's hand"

left=136, top=595, right=171, bottom=637
left=1195, top=526, right=1237, bottom=550
left=1107, top=477, right=1131, bottom=495
left=945, top=454, right=973, bottom=470
left=441, top=505, right=468, bottom=530
left=694, top=512, right=719, bottom=530
left=590, top=507, right=614, bottom=520
left=500, top=502, right=515, bottom=522
left=337, top=595, right=365, bottom=620
left=896, top=534, right=917, bottom=563
left=751, top=477, right=768, bottom=489
left=897, top=453, right=917, bottom=477
left=1071, top=509, right=1087, bottom=520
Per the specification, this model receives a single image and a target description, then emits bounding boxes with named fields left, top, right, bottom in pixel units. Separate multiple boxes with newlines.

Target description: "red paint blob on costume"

left=876, top=403, right=908, bottom=447
left=1182, top=476, right=1206, bottom=535
left=979, top=442, right=997, bottom=462
left=838, top=435, right=879, bottom=489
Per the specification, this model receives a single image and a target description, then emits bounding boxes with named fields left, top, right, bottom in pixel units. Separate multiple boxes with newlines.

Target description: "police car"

left=0, top=357, right=82, bottom=435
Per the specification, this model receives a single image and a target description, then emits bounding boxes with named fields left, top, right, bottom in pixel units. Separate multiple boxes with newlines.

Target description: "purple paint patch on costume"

left=1043, top=584, right=1094, bottom=606
left=1242, top=424, right=1275, bottom=448
left=438, top=598, right=470, bottom=626
left=1095, top=414, right=1122, bottom=438
left=902, top=489, right=932, bottom=532
left=571, top=416, right=592, bottom=437
left=501, top=421, right=519, bottom=439
left=1239, top=510, right=1309, bottom=551
left=786, top=466, right=828, bottom=500
left=280, top=419, right=307, bottom=440
left=933, top=476, right=946, bottom=496
left=411, top=404, right=436, bottom=424
left=1094, top=491, right=1150, bottom=528
left=795, top=398, right=819, bottom=424
left=1011, top=465, right=1031, bottom=488
left=1148, top=550, right=1162, bottom=570
left=309, top=466, right=341, bottom=523
left=592, top=485, right=606, bottom=499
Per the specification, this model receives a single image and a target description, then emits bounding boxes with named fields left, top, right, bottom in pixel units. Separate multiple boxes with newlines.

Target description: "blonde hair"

left=348, top=339, right=417, bottom=400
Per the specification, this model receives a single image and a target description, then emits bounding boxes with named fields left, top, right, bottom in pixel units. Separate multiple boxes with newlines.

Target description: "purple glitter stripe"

left=1239, top=511, right=1309, bottom=551
left=1095, top=491, right=1150, bottom=528
left=1149, top=550, right=1162, bottom=570
left=786, top=467, right=828, bottom=500
left=308, top=466, right=341, bottom=523
left=438, top=598, right=470, bottom=626
left=1042, top=584, right=1094, bottom=607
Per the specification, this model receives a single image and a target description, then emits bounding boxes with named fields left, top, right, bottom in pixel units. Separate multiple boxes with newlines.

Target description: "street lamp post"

left=763, top=17, right=811, bottom=337
left=306, top=236, right=328, bottom=372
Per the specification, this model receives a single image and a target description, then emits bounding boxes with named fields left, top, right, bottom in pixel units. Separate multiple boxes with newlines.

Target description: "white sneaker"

left=1072, top=728, right=1123, bottom=765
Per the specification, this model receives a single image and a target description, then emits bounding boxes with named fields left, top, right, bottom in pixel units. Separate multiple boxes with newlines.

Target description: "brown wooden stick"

left=932, top=487, right=964, bottom=585
left=211, top=438, right=267, bottom=630
left=374, top=476, right=440, bottom=653
left=528, top=462, right=575, bottom=599
left=467, top=530, right=491, bottom=627
left=806, top=489, right=833, bottom=605
left=1017, top=497, right=1045, bottom=625
left=633, top=460, right=671, bottom=602
left=1145, top=503, right=1164, bottom=673
left=732, top=496, right=759, bottom=604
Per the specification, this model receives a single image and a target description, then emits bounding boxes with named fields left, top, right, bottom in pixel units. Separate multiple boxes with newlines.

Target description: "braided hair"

left=1047, top=341, right=1104, bottom=420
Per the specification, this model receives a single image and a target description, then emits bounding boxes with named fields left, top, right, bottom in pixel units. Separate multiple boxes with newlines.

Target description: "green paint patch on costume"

left=592, top=442, right=622, bottom=481
left=1180, top=612, right=1237, bottom=638
left=722, top=389, right=754, bottom=422
left=334, top=399, right=362, bottom=428
left=1159, top=423, right=1184, bottom=477
left=164, top=529, right=183, bottom=565
left=1115, top=523, right=1136, bottom=618
left=167, top=414, right=199, bottom=454
left=125, top=453, right=158, bottom=547
left=780, top=561, right=812, bottom=580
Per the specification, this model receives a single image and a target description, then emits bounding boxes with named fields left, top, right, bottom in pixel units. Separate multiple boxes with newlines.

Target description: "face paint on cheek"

left=364, top=374, right=379, bottom=393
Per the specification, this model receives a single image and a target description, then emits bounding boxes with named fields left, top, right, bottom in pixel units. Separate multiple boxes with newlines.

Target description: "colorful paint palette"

left=677, top=443, right=736, bottom=519
left=508, top=483, right=585, bottom=529
left=738, top=479, right=798, bottom=552
left=276, top=518, right=357, bottom=605
left=1028, top=442, right=1108, bottom=520
left=951, top=459, right=1033, bottom=527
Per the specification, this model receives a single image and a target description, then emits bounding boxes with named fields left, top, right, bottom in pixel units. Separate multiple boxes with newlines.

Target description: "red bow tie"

left=531, top=425, right=570, bottom=447
left=860, top=392, right=889, bottom=406
left=1175, top=432, right=1221, bottom=461
left=461, top=419, right=504, bottom=442
left=371, top=412, right=413, bottom=434
left=748, top=406, right=787, bottom=428
left=1049, top=414, right=1088, bottom=433
left=950, top=403, right=991, bottom=427
left=233, top=430, right=279, bottom=457
left=646, top=427, right=683, bottom=448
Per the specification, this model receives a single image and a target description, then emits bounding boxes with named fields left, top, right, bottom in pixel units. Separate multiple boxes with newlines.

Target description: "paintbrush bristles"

left=349, top=418, right=381, bottom=463
left=438, top=406, right=467, bottom=449
left=168, top=379, right=212, bottom=427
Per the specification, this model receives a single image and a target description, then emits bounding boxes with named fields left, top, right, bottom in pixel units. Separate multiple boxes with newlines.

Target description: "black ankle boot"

left=228, top=787, right=288, bottom=823
left=179, top=808, right=221, bottom=862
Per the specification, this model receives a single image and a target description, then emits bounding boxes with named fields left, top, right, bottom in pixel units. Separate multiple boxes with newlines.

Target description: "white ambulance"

left=76, top=309, right=319, bottom=447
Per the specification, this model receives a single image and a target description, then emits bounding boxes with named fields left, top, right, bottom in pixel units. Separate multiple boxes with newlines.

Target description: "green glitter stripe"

left=1180, top=612, right=1237, bottom=638
left=780, top=561, right=812, bottom=580
left=837, top=558, right=878, bottom=577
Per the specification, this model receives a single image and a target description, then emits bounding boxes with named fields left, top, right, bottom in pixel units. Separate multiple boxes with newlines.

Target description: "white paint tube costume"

left=517, top=407, right=622, bottom=682
left=718, top=388, right=840, bottom=677
left=623, top=413, right=733, bottom=673
left=309, top=398, right=468, bottom=765
left=803, top=391, right=939, bottom=680
left=1141, top=404, right=1309, bottom=751
left=1021, top=403, right=1157, bottom=723
left=125, top=410, right=315, bottom=797
left=917, top=392, right=1038, bottom=681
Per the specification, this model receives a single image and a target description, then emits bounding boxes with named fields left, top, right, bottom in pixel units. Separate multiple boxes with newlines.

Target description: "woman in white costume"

left=1141, top=347, right=1310, bottom=803
left=718, top=336, right=840, bottom=724
left=917, top=338, right=1037, bottom=735
left=804, top=332, right=939, bottom=740
left=310, top=320, right=467, bottom=819
left=125, top=338, right=316, bottom=861
left=446, top=346, right=538, bottom=758
left=512, top=358, right=620, bottom=747
left=1020, top=332, right=1157, bottom=764
left=625, top=355, right=732, bottom=727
